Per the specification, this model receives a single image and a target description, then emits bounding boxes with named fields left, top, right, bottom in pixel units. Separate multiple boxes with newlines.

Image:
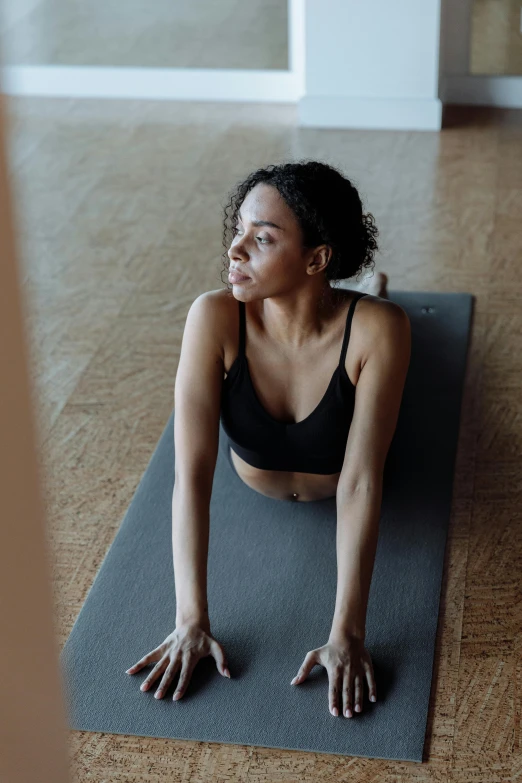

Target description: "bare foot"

left=354, top=271, right=389, bottom=299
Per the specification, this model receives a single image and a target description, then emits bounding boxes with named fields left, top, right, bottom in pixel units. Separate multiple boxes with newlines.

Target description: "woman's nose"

left=228, top=241, right=247, bottom=261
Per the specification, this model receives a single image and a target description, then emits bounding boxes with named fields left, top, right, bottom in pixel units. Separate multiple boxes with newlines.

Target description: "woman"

left=126, top=161, right=411, bottom=721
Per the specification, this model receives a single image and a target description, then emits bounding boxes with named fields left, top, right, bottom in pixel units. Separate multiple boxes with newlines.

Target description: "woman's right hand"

left=125, top=622, right=231, bottom=701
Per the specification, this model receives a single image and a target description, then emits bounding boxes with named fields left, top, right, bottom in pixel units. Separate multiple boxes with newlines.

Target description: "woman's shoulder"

left=193, top=287, right=237, bottom=315
left=355, top=293, right=411, bottom=366
left=353, top=291, right=409, bottom=327
left=193, top=288, right=240, bottom=358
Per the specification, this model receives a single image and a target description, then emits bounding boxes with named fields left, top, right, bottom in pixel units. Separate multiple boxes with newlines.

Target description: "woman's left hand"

left=291, top=634, right=377, bottom=717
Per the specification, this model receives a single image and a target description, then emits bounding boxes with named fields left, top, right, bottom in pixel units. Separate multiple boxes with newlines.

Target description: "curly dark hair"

left=220, top=159, right=379, bottom=296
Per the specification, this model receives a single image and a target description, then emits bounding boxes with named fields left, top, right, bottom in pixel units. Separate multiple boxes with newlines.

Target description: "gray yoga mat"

left=59, top=290, right=473, bottom=763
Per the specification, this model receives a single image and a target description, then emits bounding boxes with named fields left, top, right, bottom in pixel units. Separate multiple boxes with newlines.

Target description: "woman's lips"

left=228, top=270, right=250, bottom=284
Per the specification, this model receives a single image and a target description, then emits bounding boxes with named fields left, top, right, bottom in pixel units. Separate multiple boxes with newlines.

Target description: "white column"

left=299, top=0, right=443, bottom=130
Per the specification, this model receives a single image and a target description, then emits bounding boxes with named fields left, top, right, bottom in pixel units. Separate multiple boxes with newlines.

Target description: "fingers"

left=154, top=656, right=181, bottom=699
left=128, top=633, right=233, bottom=704
left=353, top=674, right=362, bottom=713
left=172, top=655, right=197, bottom=701
left=334, top=669, right=363, bottom=718
left=328, top=666, right=343, bottom=716
left=362, top=656, right=377, bottom=703
left=291, top=650, right=317, bottom=685
left=126, top=648, right=162, bottom=675
left=335, top=660, right=378, bottom=718
left=140, top=655, right=169, bottom=692
left=210, top=639, right=231, bottom=678
left=292, top=650, right=374, bottom=719
left=342, top=669, right=353, bottom=718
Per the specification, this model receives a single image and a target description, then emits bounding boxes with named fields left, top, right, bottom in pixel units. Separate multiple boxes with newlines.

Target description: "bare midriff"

left=229, top=445, right=339, bottom=502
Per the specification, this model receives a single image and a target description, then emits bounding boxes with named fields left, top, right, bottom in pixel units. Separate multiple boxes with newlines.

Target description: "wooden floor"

left=6, top=95, right=520, bottom=781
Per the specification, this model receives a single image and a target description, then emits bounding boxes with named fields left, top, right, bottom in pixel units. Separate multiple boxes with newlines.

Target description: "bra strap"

left=238, top=300, right=246, bottom=357
left=339, top=291, right=367, bottom=366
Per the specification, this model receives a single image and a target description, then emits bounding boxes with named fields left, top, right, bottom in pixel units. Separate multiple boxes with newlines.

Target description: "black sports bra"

left=220, top=291, right=368, bottom=474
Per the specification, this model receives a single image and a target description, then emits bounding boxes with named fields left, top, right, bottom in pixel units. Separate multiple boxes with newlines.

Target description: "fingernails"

left=224, top=668, right=231, bottom=678
left=291, top=676, right=298, bottom=685
left=332, top=707, right=338, bottom=717
left=370, top=695, right=376, bottom=702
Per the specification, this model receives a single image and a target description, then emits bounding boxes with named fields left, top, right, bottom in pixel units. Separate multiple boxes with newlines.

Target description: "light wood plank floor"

left=5, top=96, right=521, bottom=781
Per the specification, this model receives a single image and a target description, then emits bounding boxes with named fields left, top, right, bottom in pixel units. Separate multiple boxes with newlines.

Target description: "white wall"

left=299, top=0, right=442, bottom=130
left=440, top=0, right=473, bottom=75
left=440, top=0, right=522, bottom=107
left=3, top=1, right=521, bottom=134
left=0, top=0, right=444, bottom=129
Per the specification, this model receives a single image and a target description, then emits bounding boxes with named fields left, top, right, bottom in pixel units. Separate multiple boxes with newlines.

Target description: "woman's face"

left=227, top=182, right=328, bottom=300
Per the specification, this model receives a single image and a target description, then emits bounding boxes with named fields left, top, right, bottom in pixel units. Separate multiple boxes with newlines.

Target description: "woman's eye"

left=233, top=227, right=269, bottom=243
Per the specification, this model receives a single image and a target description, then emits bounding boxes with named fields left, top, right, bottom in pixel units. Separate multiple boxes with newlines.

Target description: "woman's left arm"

left=331, top=299, right=412, bottom=640
left=329, top=481, right=383, bottom=641
left=291, top=299, right=411, bottom=717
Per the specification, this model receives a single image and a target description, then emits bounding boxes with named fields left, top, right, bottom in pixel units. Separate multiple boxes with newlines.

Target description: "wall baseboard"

left=442, top=74, right=522, bottom=108
left=299, top=95, right=442, bottom=131
left=0, top=65, right=302, bottom=103
left=6, top=67, right=517, bottom=124
left=0, top=65, right=443, bottom=130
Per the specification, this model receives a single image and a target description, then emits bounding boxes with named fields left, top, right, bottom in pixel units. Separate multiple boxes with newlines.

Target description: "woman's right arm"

left=171, top=291, right=227, bottom=630
left=126, top=291, right=231, bottom=698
